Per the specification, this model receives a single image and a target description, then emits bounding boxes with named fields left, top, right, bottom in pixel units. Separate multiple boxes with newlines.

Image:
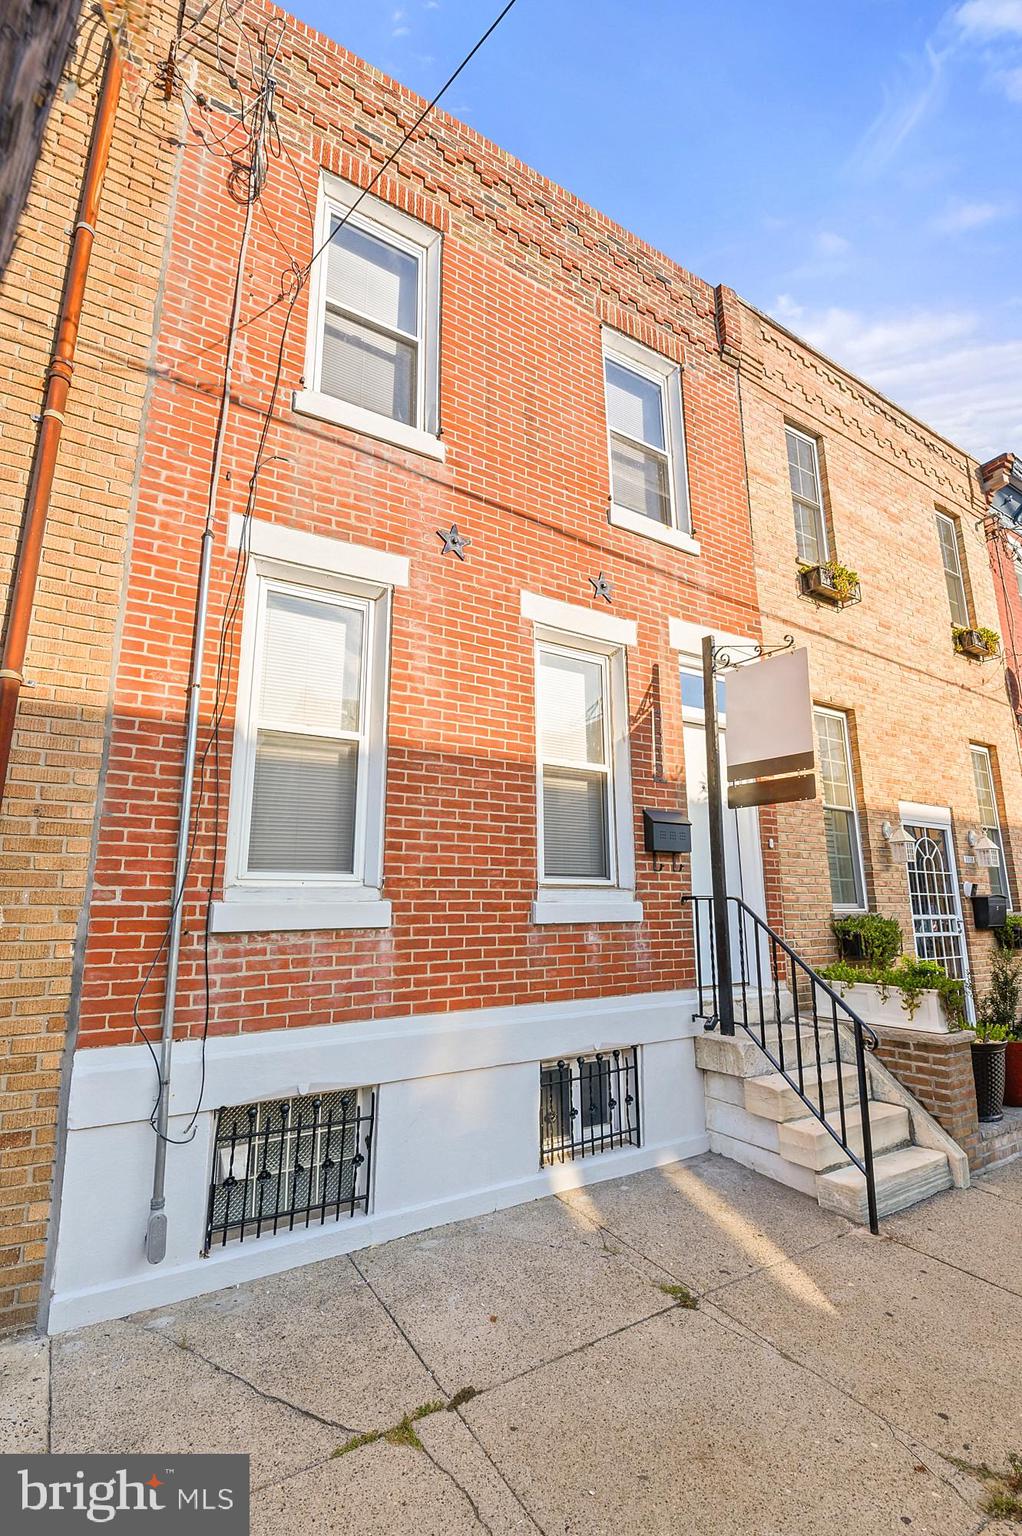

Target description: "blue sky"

left=288, top=0, right=1021, bottom=459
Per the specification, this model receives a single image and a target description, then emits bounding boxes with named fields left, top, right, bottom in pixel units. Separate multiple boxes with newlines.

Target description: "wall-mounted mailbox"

left=643, top=808, right=692, bottom=857
left=972, top=893, right=1008, bottom=930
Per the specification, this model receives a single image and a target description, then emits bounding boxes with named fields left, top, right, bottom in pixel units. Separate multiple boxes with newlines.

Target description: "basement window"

left=540, top=1048, right=640, bottom=1166
left=203, top=1089, right=375, bottom=1252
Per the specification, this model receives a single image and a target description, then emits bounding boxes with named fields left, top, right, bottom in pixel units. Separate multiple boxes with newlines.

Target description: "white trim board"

left=227, top=513, right=410, bottom=589
left=68, top=988, right=701, bottom=1131
left=521, top=590, right=637, bottom=647
left=668, top=618, right=755, bottom=657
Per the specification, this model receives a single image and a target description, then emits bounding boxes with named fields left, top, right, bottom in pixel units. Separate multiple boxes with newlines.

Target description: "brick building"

left=0, top=6, right=183, bottom=1334
left=735, top=302, right=1022, bottom=1164
left=43, top=0, right=783, bottom=1329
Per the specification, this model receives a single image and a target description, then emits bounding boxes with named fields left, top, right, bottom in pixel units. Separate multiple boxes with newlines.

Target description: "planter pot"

left=836, top=980, right=949, bottom=1034
left=1004, top=1040, right=1022, bottom=1108
left=972, top=1040, right=1007, bottom=1122
left=798, top=564, right=860, bottom=609
left=954, top=629, right=997, bottom=661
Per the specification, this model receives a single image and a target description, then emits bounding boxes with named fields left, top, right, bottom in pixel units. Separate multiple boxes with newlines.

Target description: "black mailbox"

left=643, top=808, right=692, bottom=856
left=972, top=893, right=1008, bottom=930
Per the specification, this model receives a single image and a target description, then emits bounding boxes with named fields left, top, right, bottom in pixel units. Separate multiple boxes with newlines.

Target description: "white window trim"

left=295, top=170, right=444, bottom=462
left=211, top=525, right=398, bottom=934
left=814, top=705, right=866, bottom=915
left=786, top=425, right=829, bottom=565
left=935, top=510, right=970, bottom=629
left=602, top=329, right=692, bottom=544
left=528, top=617, right=640, bottom=926
left=970, top=744, right=1012, bottom=907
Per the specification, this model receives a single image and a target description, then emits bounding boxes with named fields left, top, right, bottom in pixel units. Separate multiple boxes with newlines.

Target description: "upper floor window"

left=603, top=333, right=692, bottom=552
left=970, top=745, right=1011, bottom=902
left=814, top=707, right=865, bottom=911
left=935, top=511, right=970, bottom=628
left=786, top=427, right=828, bottom=565
left=297, top=175, right=442, bottom=460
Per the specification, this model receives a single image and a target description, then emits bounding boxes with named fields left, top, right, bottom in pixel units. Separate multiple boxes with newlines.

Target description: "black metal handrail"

left=685, top=894, right=880, bottom=1234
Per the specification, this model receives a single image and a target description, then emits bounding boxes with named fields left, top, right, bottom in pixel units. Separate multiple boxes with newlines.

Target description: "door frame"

left=899, top=799, right=973, bottom=1012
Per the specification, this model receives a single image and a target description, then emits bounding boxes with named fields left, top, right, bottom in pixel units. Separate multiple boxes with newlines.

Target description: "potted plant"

left=962, top=948, right=1020, bottom=1122
left=820, top=956, right=966, bottom=1033
left=994, top=913, right=1022, bottom=950
left=798, top=559, right=861, bottom=609
left=831, top=912, right=902, bottom=968
left=1006, top=1017, right=1022, bottom=1109
left=952, top=624, right=1000, bottom=661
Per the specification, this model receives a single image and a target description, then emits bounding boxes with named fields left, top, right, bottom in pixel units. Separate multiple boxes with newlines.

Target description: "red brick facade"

left=74, top=4, right=764, bottom=1054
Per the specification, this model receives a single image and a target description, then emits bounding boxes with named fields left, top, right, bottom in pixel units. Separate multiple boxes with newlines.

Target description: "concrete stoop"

left=696, top=1027, right=953, bottom=1224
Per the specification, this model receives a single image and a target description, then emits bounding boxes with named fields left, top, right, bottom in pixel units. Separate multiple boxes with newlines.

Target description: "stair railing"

left=685, top=894, right=881, bottom=1234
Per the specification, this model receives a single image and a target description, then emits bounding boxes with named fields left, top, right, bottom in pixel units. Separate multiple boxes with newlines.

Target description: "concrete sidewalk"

left=3, top=1153, right=1022, bottom=1535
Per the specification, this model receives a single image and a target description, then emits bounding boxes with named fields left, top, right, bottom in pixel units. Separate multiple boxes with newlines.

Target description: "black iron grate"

left=204, top=1088, right=375, bottom=1252
left=540, top=1048, right=640, bottom=1166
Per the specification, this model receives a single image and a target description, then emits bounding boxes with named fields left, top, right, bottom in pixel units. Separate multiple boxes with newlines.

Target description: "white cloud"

left=954, top=0, right=1022, bottom=37
left=998, top=64, right=1022, bottom=97
left=851, top=43, right=947, bottom=175
left=932, top=198, right=1002, bottom=232
left=770, top=300, right=1022, bottom=458
left=814, top=230, right=852, bottom=257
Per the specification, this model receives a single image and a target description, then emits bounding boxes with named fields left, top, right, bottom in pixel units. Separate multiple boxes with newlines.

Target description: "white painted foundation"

left=48, top=989, right=707, bottom=1332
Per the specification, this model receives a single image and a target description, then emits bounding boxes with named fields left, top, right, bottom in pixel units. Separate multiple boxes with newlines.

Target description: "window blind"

left=539, top=650, right=611, bottom=881
left=322, top=220, right=420, bottom=425
left=605, top=357, right=671, bottom=525
left=246, top=588, right=365, bottom=877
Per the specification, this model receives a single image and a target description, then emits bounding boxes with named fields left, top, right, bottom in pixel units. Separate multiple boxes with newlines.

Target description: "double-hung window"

left=814, top=707, right=865, bottom=910
left=603, top=332, right=693, bottom=552
left=523, top=592, right=640, bottom=925
left=296, top=174, right=442, bottom=458
left=786, top=426, right=828, bottom=565
left=971, top=745, right=1011, bottom=902
left=935, top=511, right=970, bottom=628
left=538, top=645, right=614, bottom=883
left=213, top=517, right=406, bottom=933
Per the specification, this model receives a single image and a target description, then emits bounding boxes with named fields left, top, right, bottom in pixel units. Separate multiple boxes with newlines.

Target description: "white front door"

left=681, top=666, right=767, bottom=982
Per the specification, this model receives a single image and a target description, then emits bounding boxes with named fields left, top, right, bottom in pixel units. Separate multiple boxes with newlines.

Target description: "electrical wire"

left=173, top=0, right=523, bottom=373
left=133, top=0, right=522, bottom=1142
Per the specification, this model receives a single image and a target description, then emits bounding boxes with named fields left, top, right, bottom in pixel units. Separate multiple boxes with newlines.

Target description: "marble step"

left=816, top=1146, right=952, bottom=1222
left=744, top=1060, right=860, bottom=1123
left=777, top=1100, right=911, bottom=1172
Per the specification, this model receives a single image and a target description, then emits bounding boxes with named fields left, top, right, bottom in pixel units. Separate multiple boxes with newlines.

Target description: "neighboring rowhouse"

left=981, top=452, right=1022, bottom=739
left=0, top=5, right=182, bottom=1334
left=736, top=301, right=1022, bottom=1163
left=45, top=1, right=774, bottom=1329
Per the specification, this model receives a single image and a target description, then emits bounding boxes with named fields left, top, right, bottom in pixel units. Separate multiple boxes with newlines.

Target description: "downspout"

left=144, top=185, right=255, bottom=1264
left=0, top=39, right=125, bottom=812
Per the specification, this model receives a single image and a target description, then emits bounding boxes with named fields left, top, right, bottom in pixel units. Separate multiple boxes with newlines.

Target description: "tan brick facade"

left=736, top=303, right=1022, bottom=1151
left=0, top=9, right=182, bottom=1332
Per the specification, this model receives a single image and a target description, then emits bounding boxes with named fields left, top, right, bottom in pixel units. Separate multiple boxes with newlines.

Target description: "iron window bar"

left=204, top=1088, right=375, bottom=1252
left=685, top=893, right=881, bottom=1234
left=540, top=1048, right=640, bottom=1166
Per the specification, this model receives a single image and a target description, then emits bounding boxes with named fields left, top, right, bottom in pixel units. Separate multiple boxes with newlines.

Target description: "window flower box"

left=830, top=980, right=953, bottom=1034
left=953, top=625, right=999, bottom=661
left=798, top=560, right=861, bottom=609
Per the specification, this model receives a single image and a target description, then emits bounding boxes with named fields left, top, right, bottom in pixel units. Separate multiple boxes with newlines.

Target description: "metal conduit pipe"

left=0, top=39, right=124, bottom=812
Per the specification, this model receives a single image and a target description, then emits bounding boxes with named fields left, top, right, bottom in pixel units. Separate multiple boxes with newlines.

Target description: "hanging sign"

left=725, top=646, right=816, bottom=809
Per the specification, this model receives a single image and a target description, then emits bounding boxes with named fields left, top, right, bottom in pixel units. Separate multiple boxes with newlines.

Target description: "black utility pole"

left=702, top=634, right=734, bottom=1035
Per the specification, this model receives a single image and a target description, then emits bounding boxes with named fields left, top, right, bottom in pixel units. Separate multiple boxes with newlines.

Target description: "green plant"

left=966, top=947, right=1021, bottom=1042
left=799, top=558, right=860, bottom=605
left=658, top=1281, right=699, bottom=1309
left=994, top=912, right=1022, bottom=951
left=952, top=623, right=1000, bottom=656
left=831, top=912, right=902, bottom=969
left=820, top=957, right=966, bottom=1026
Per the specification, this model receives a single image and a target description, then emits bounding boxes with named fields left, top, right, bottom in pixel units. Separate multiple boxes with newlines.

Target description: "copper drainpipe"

left=0, top=39, right=125, bottom=813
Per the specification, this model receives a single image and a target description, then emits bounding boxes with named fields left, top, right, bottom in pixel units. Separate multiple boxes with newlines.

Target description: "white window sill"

left=210, top=889, right=392, bottom=934
left=531, top=892, right=644, bottom=925
left=293, top=389, right=446, bottom=462
left=608, top=503, right=700, bottom=557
